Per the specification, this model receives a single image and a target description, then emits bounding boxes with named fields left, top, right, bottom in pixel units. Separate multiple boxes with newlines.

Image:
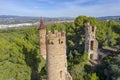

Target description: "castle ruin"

left=39, top=18, right=72, bottom=80
left=85, top=21, right=99, bottom=60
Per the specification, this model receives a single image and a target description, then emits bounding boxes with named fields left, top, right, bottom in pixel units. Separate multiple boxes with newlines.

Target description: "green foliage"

left=0, top=15, right=119, bottom=80
left=89, top=73, right=99, bottom=80
left=80, top=51, right=88, bottom=62
left=69, top=51, right=100, bottom=80
left=96, top=53, right=120, bottom=80
left=0, top=27, right=45, bottom=80
left=70, top=63, right=86, bottom=80
left=68, top=51, right=89, bottom=80
left=74, top=16, right=87, bottom=26
left=67, top=15, right=120, bottom=80
left=109, top=54, right=120, bottom=80
left=46, top=22, right=66, bottom=31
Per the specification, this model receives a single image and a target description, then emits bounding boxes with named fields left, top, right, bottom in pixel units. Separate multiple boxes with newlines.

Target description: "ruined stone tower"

left=39, top=19, right=72, bottom=80
left=85, top=21, right=98, bottom=60
left=39, top=18, right=46, bottom=60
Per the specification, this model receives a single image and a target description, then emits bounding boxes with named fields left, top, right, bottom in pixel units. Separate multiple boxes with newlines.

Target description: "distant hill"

left=0, top=15, right=74, bottom=25
left=1, top=15, right=120, bottom=25
left=0, top=15, right=74, bottom=19
left=0, top=15, right=38, bottom=19
left=97, top=16, right=120, bottom=21
left=0, top=15, right=39, bottom=25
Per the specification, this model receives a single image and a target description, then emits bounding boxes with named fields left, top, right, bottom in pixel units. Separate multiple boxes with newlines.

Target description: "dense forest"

left=0, top=16, right=120, bottom=80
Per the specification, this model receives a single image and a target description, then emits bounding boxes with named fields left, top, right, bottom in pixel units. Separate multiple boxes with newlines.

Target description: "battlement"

left=46, top=30, right=66, bottom=45
left=47, top=30, right=66, bottom=37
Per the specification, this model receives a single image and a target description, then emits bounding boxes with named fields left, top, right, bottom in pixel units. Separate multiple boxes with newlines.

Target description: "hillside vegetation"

left=0, top=27, right=45, bottom=80
left=0, top=16, right=120, bottom=80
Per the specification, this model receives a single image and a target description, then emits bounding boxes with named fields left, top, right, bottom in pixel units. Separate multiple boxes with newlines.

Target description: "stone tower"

left=39, top=18, right=46, bottom=60
left=85, top=21, right=98, bottom=60
left=46, top=30, right=72, bottom=80
left=39, top=19, right=72, bottom=80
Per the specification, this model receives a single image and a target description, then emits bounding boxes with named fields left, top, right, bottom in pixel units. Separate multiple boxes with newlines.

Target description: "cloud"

left=36, top=0, right=54, bottom=4
left=0, top=0, right=120, bottom=17
left=50, top=0, right=120, bottom=17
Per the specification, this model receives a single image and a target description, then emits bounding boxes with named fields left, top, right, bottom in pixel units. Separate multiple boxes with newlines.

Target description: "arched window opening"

left=92, top=26, right=94, bottom=32
left=60, top=71, right=62, bottom=79
left=90, top=41, right=94, bottom=50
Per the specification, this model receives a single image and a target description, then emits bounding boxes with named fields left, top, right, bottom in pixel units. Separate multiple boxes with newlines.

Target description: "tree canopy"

left=0, top=15, right=120, bottom=80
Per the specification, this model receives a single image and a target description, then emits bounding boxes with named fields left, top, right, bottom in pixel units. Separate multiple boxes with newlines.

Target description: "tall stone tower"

left=39, top=19, right=72, bottom=80
left=39, top=18, right=46, bottom=60
left=85, top=21, right=98, bottom=60
left=46, top=30, right=72, bottom=80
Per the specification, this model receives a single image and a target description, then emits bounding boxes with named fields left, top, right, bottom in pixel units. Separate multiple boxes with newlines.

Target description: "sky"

left=0, top=0, right=120, bottom=17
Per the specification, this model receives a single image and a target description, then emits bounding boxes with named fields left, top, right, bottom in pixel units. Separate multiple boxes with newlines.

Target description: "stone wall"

left=39, top=19, right=72, bottom=80
left=39, top=29, right=46, bottom=60
left=46, top=30, right=68, bottom=80
left=39, top=19, right=47, bottom=60
left=85, top=22, right=98, bottom=60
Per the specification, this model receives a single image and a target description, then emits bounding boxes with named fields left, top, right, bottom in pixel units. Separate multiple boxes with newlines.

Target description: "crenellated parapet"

left=47, top=30, right=66, bottom=46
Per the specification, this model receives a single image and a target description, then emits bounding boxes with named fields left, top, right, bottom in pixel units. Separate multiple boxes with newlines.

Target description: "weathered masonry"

left=85, top=21, right=99, bottom=60
left=39, top=18, right=72, bottom=80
